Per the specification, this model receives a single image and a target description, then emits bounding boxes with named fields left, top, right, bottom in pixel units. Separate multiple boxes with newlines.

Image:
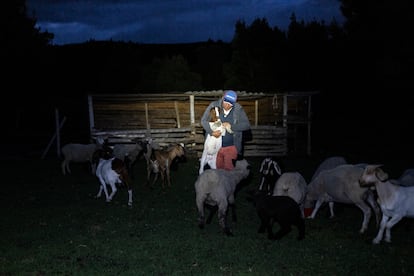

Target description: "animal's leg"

left=151, top=172, right=159, bottom=187
left=159, top=171, right=166, bottom=189
left=199, top=149, right=208, bottom=175
left=257, top=219, right=267, bottom=234
left=229, top=203, right=237, bottom=222
left=96, top=185, right=104, bottom=198
left=91, top=162, right=97, bottom=175
left=273, top=222, right=292, bottom=240
left=365, top=191, right=381, bottom=227
left=206, top=205, right=218, bottom=224
left=166, top=163, right=171, bottom=187
left=146, top=164, right=152, bottom=186
left=97, top=176, right=110, bottom=201
left=308, top=199, right=324, bottom=219
left=218, top=202, right=232, bottom=236
left=61, top=160, right=67, bottom=175
left=355, top=202, right=371, bottom=234
left=328, top=202, right=335, bottom=218
left=107, top=183, right=117, bottom=202
left=196, top=196, right=206, bottom=229
left=66, top=161, right=71, bottom=174
left=384, top=215, right=403, bottom=243
left=127, top=189, right=133, bottom=206
left=373, top=215, right=389, bottom=244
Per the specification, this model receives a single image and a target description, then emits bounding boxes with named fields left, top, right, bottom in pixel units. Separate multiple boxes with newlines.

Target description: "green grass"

left=1, top=156, right=414, bottom=275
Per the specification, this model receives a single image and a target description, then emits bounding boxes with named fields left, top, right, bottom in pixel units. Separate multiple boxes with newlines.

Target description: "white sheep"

left=305, top=164, right=381, bottom=234
left=61, top=137, right=105, bottom=175
left=311, top=156, right=347, bottom=181
left=195, top=159, right=250, bottom=236
left=272, top=172, right=307, bottom=218
left=309, top=156, right=348, bottom=217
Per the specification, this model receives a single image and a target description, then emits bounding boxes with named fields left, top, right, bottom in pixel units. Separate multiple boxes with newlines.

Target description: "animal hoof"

left=224, top=228, right=233, bottom=236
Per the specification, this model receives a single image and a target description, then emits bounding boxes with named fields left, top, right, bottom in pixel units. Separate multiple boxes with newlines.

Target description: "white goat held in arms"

left=195, top=159, right=250, bottom=236
left=359, top=165, right=414, bottom=244
left=199, top=107, right=233, bottom=175
left=95, top=157, right=132, bottom=206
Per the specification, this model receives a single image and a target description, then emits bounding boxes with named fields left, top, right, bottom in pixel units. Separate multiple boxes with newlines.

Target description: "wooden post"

left=41, top=113, right=66, bottom=159
left=145, top=102, right=150, bottom=129
left=88, top=95, right=95, bottom=137
left=175, top=101, right=181, bottom=128
left=255, top=100, right=258, bottom=126
left=283, top=95, right=288, bottom=127
left=189, top=95, right=195, bottom=134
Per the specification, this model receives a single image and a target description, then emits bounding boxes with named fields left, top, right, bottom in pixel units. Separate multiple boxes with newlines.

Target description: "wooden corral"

left=88, top=91, right=318, bottom=157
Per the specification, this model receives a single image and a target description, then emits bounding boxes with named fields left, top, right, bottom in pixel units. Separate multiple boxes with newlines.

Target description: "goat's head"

left=258, top=157, right=282, bottom=194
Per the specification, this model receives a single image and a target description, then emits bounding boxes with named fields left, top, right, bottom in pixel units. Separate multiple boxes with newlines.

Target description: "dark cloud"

left=27, top=0, right=345, bottom=45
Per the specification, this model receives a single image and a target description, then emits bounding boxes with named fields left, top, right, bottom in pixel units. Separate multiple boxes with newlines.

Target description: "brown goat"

left=147, top=143, right=185, bottom=188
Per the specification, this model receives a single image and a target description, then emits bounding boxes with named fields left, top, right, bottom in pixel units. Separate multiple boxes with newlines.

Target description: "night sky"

left=27, top=0, right=345, bottom=45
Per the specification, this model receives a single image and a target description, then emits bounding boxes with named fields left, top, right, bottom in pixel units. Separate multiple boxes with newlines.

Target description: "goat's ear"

left=375, top=167, right=388, bottom=182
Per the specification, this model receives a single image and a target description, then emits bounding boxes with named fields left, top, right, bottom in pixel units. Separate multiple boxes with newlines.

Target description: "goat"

left=305, top=164, right=381, bottom=234
left=147, top=143, right=185, bottom=188
left=272, top=172, right=307, bottom=218
left=359, top=164, right=414, bottom=244
left=61, top=137, right=105, bottom=175
left=257, top=157, right=282, bottom=195
left=95, top=157, right=132, bottom=206
left=195, top=159, right=250, bottom=236
left=112, top=140, right=146, bottom=179
left=254, top=191, right=305, bottom=240
left=199, top=107, right=233, bottom=174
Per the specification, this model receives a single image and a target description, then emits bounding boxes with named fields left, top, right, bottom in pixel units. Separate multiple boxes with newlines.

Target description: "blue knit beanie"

left=223, top=90, right=237, bottom=105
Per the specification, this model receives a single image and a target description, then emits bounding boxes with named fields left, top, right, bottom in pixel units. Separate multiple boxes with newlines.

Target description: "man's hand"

left=222, top=122, right=231, bottom=129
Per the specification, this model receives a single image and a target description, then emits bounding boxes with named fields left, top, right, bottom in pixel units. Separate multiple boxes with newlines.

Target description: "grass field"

left=1, top=155, right=414, bottom=275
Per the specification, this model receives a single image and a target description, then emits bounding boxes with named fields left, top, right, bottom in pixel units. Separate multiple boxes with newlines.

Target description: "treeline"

left=3, top=0, right=413, bottom=136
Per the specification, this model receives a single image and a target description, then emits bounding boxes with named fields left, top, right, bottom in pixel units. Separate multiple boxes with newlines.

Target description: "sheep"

left=254, top=191, right=305, bottom=240
left=61, top=137, right=105, bottom=175
left=147, top=143, right=186, bottom=189
left=272, top=172, right=307, bottom=218
left=359, top=165, right=414, bottom=244
left=95, top=157, right=132, bottom=206
left=257, top=157, right=282, bottom=195
left=309, top=156, right=348, bottom=218
left=195, top=159, right=250, bottom=236
left=305, top=164, right=381, bottom=234
left=199, top=107, right=233, bottom=174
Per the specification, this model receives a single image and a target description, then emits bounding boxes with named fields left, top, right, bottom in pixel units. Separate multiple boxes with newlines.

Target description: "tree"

left=3, top=0, right=54, bottom=93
